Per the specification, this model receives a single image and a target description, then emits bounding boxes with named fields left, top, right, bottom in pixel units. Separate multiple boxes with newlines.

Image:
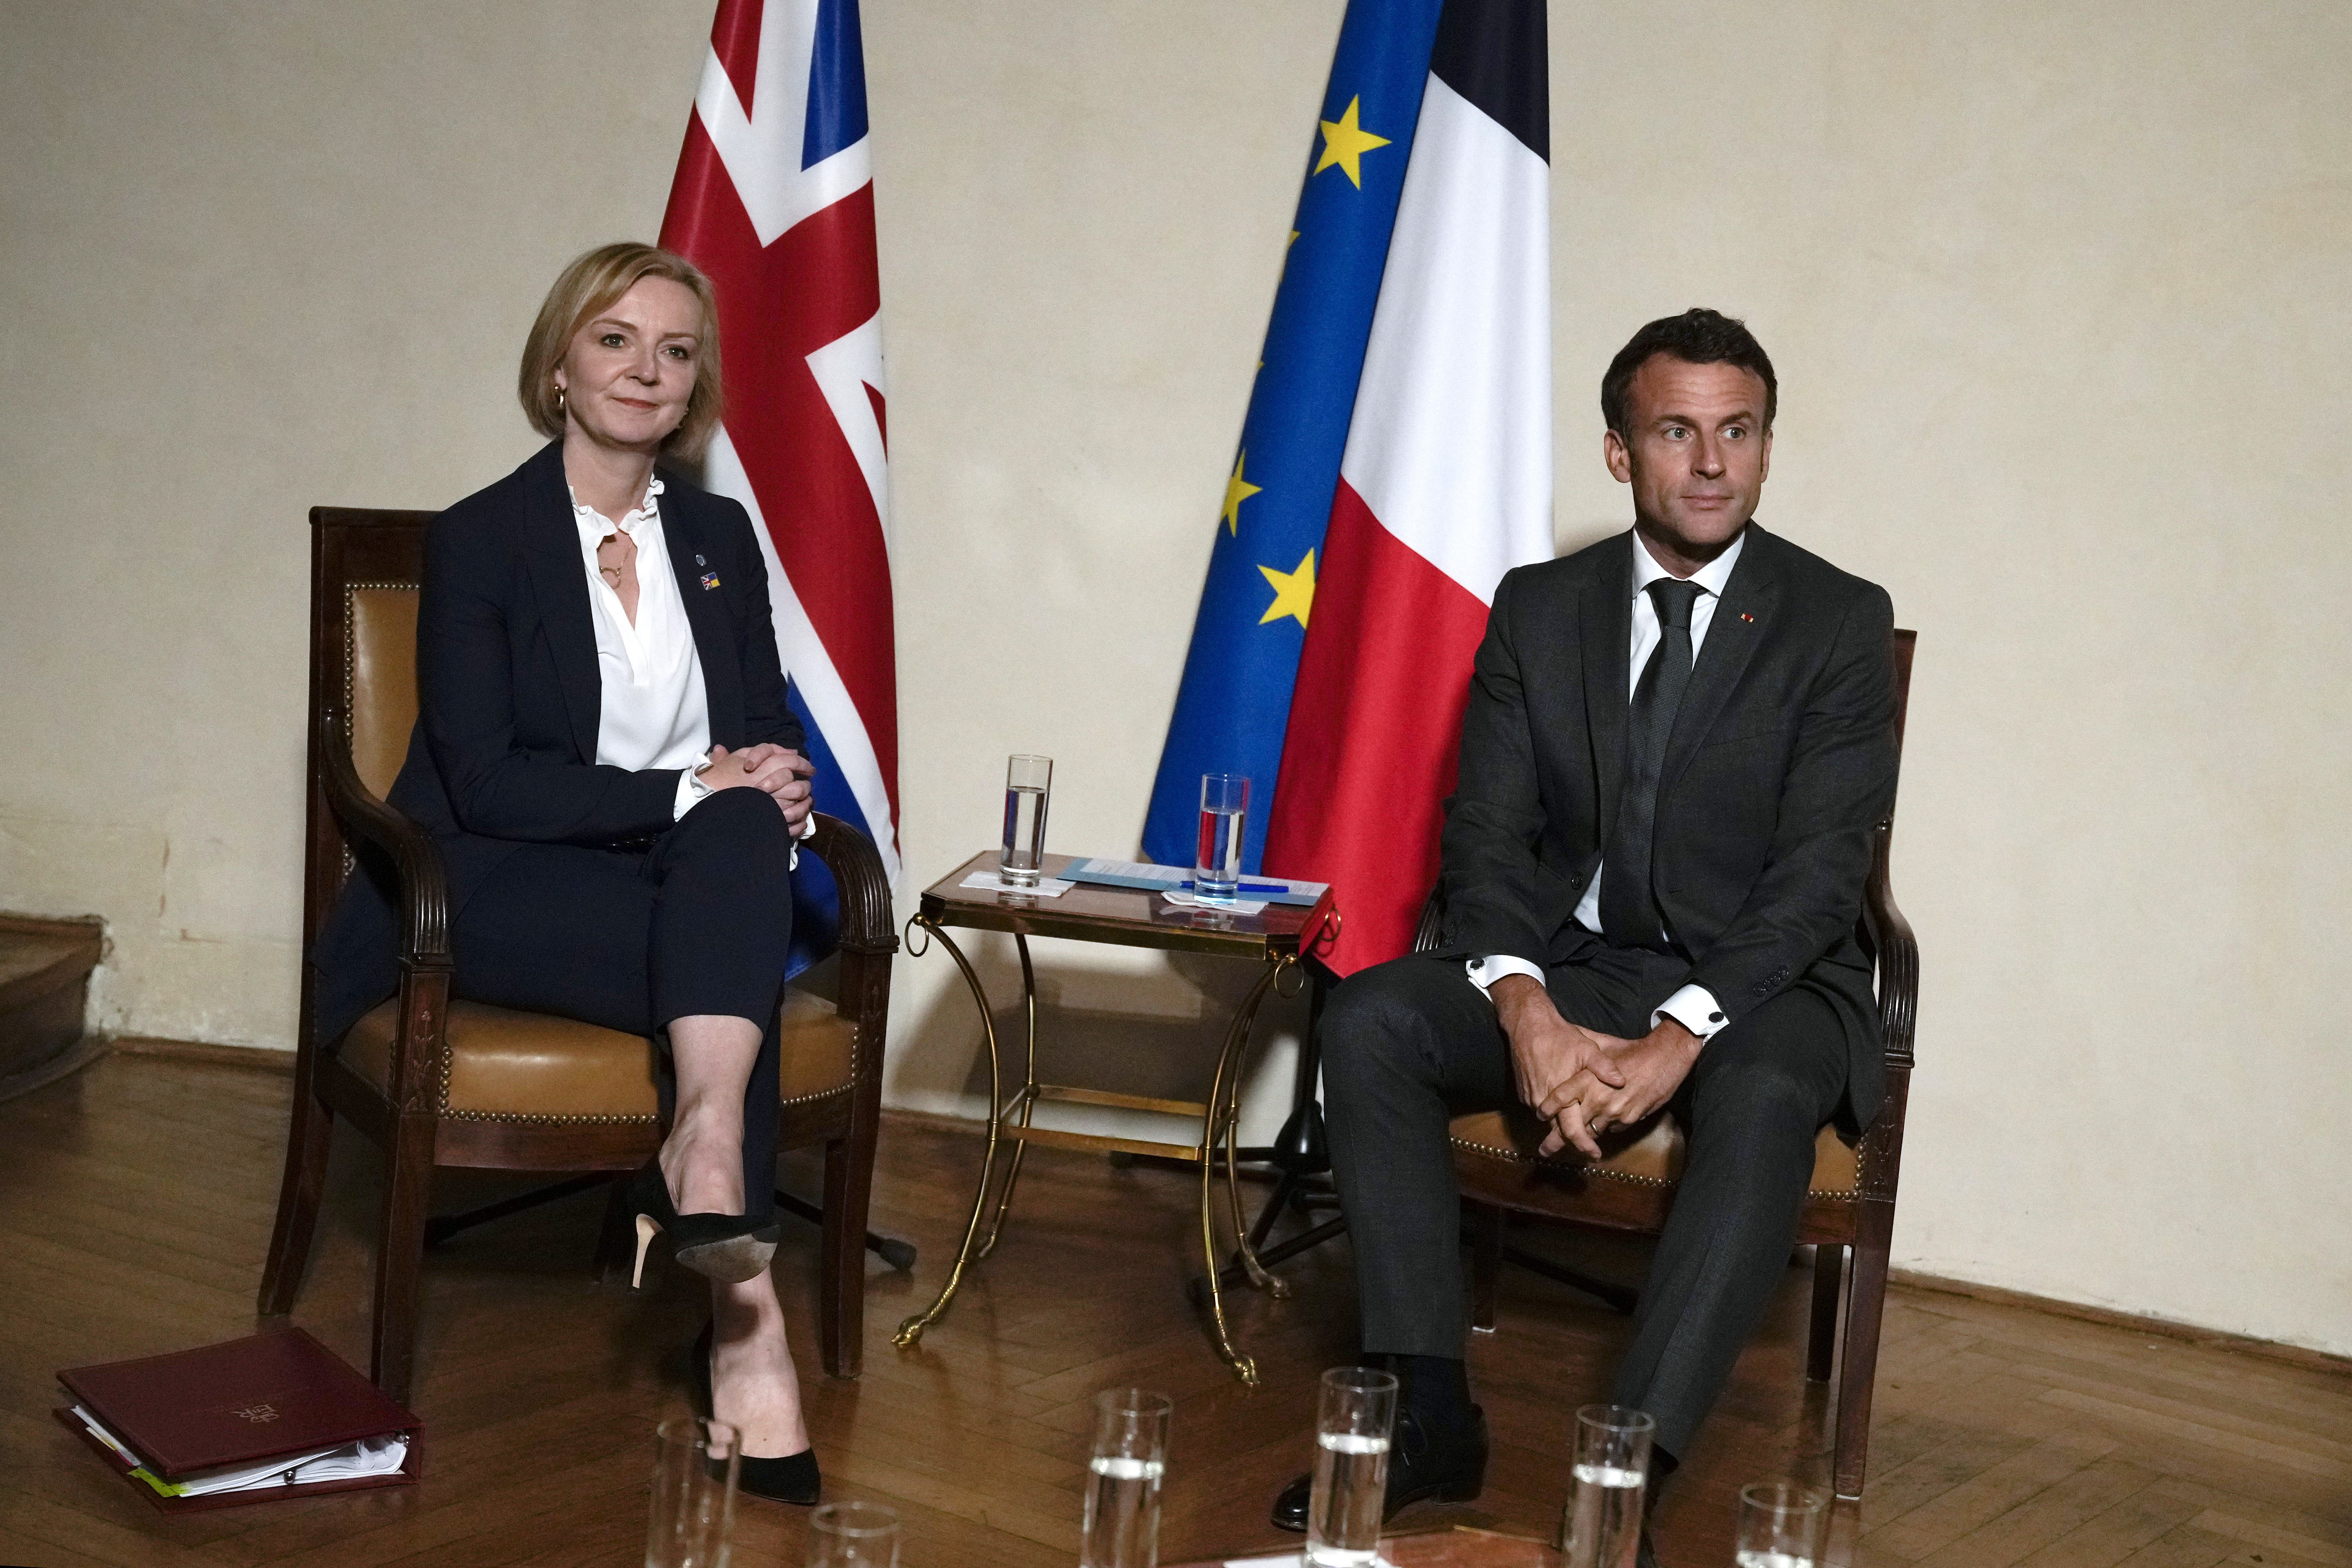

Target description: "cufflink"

left=1709, top=1011, right=1725, bottom=1024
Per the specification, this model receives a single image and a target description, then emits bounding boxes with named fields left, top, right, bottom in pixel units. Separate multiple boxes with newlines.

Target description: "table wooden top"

left=917, top=850, right=1338, bottom=960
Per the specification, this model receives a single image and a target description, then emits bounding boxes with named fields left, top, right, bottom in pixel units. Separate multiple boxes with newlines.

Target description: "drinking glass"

left=1734, top=1482, right=1827, bottom=1567
left=1306, top=1366, right=1397, bottom=1568
left=646, top=1417, right=739, bottom=1568
left=1560, top=1404, right=1653, bottom=1568
left=1081, top=1388, right=1172, bottom=1568
left=807, top=1501, right=901, bottom=1568
left=999, top=754, right=1053, bottom=886
left=1195, top=774, right=1250, bottom=903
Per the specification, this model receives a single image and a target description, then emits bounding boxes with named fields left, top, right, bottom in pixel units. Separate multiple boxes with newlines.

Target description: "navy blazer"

left=311, top=441, right=805, bottom=1046
left=1436, top=524, right=1899, bottom=1122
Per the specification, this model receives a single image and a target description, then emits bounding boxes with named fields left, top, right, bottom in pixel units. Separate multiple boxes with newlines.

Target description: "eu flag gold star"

left=1258, top=549, right=1317, bottom=627
left=1314, top=97, right=1391, bottom=189
left=1222, top=452, right=1263, bottom=536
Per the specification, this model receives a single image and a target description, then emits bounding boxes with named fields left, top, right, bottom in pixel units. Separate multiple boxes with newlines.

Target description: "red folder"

left=56, top=1327, right=421, bottom=1512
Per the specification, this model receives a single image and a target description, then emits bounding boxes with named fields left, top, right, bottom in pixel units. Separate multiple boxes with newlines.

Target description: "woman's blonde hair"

left=518, top=242, right=725, bottom=460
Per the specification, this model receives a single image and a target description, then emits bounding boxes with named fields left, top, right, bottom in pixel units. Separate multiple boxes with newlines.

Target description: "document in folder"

left=56, top=1327, right=420, bottom=1511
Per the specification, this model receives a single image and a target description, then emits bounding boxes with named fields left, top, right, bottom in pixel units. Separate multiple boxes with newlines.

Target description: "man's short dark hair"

left=1600, top=308, right=1777, bottom=436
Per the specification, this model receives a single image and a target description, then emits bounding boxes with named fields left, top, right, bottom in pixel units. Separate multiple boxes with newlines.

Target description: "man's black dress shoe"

left=1269, top=1407, right=1489, bottom=1532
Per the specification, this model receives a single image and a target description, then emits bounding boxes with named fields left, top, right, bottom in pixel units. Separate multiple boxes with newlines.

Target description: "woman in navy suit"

left=315, top=242, right=822, bottom=1501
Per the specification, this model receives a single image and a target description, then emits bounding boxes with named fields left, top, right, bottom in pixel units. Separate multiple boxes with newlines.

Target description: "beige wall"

left=2, top=2, right=2345, bottom=1356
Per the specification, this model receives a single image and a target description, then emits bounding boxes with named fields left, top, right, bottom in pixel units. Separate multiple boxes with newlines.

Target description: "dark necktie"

left=1600, top=578, right=1705, bottom=952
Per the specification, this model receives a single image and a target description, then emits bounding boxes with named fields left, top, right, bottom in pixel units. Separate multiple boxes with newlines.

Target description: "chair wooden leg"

left=1807, top=1243, right=1845, bottom=1382
left=1466, top=1201, right=1503, bottom=1334
left=1833, top=1212, right=1893, bottom=1499
left=819, top=1125, right=875, bottom=1379
left=257, top=1055, right=334, bottom=1316
left=369, top=1114, right=435, bottom=1405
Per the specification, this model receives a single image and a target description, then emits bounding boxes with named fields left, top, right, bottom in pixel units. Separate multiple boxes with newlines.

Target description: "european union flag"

left=1143, top=0, right=1447, bottom=874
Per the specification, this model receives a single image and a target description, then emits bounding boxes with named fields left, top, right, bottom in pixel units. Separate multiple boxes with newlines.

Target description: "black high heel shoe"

left=627, top=1158, right=783, bottom=1287
left=690, top=1322, right=820, bottom=1505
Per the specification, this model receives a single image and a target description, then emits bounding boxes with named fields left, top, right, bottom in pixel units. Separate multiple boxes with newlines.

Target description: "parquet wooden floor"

left=1, top=1053, right=2345, bottom=1568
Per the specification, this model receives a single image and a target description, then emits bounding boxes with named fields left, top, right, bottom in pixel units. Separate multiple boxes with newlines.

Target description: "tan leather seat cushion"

left=343, top=986, right=855, bottom=1119
left=1450, top=1106, right=1859, bottom=1196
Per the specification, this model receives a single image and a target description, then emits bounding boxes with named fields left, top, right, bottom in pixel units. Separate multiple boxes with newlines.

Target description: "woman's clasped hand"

left=699, top=743, right=816, bottom=829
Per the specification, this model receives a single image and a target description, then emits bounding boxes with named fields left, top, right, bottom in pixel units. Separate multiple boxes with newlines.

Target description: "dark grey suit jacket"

left=1436, top=524, right=1898, bottom=1122
left=309, top=441, right=805, bottom=1047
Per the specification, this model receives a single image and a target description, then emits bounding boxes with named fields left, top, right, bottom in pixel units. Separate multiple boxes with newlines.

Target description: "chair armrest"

left=1861, top=820, right=1916, bottom=1067
left=317, top=705, right=452, bottom=968
left=804, top=812, right=898, bottom=958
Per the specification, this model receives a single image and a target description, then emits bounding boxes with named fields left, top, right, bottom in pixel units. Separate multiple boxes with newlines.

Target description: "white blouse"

left=571, top=477, right=712, bottom=822
left=570, top=478, right=810, bottom=860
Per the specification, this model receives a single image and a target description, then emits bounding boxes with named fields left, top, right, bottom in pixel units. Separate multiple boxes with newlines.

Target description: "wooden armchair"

left=1435, top=629, right=1917, bottom=1500
left=257, top=507, right=897, bottom=1405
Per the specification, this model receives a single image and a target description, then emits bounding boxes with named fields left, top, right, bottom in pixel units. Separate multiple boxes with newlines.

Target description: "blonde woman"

left=313, top=242, right=821, bottom=1502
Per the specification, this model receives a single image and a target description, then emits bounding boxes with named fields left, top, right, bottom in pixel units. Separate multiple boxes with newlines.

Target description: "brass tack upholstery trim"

left=1447, top=1128, right=1864, bottom=1202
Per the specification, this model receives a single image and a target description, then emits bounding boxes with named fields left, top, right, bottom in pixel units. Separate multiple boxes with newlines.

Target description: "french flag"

left=1146, top=0, right=1551, bottom=976
left=660, top=0, right=900, bottom=962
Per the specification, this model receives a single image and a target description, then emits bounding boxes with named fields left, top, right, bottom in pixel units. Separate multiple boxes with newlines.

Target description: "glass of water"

left=1195, top=773, right=1249, bottom=903
left=807, top=1502, right=900, bottom=1568
left=1734, top=1482, right=1826, bottom=1567
left=1081, top=1387, right=1172, bottom=1568
left=1307, top=1366, right=1397, bottom=1568
left=646, top=1416, right=738, bottom=1568
left=1000, top=754, right=1052, bottom=886
left=1561, top=1404, right=1653, bottom=1568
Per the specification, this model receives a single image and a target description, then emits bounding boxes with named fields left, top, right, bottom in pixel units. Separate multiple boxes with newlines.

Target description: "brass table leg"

left=894, top=916, right=1008, bottom=1348
left=976, top=933, right=1038, bottom=1261
left=1197, top=952, right=1292, bottom=1385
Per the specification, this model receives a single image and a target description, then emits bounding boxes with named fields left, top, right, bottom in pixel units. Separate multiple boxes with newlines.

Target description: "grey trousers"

left=1320, top=947, right=1848, bottom=1460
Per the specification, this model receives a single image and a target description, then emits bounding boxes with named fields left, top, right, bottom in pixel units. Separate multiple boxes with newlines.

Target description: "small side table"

left=890, top=850, right=1338, bottom=1383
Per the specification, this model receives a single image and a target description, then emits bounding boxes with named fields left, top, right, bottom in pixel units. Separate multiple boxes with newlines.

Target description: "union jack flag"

left=660, top=0, right=900, bottom=963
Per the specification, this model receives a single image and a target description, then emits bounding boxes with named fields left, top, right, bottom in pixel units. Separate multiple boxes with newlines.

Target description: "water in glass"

left=1081, top=1388, right=1171, bottom=1568
left=1562, top=1463, right=1644, bottom=1568
left=1560, top=1404, right=1653, bottom=1568
left=807, top=1502, right=900, bottom=1568
left=998, top=755, right=1052, bottom=886
left=1733, top=1482, right=1824, bottom=1568
left=1306, top=1431, right=1389, bottom=1566
left=1081, top=1453, right=1166, bottom=1568
left=1195, top=774, right=1249, bottom=902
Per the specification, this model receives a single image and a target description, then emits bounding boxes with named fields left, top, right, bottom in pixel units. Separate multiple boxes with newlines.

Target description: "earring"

left=555, top=383, right=566, bottom=410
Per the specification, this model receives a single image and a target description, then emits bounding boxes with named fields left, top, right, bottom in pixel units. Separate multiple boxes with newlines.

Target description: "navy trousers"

left=1321, top=947, right=1849, bottom=1461
left=449, top=787, right=797, bottom=1222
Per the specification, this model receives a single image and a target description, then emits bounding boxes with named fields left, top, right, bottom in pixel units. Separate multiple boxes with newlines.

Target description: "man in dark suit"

left=1270, top=309, right=1897, bottom=1535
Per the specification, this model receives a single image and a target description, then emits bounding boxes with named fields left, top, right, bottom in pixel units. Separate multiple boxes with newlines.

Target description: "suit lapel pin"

left=1740, top=611, right=1755, bottom=622
left=700, top=572, right=721, bottom=591
left=694, top=554, right=707, bottom=567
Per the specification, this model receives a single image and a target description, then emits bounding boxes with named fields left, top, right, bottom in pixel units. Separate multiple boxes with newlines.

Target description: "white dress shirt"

left=571, top=478, right=811, bottom=860
left=1465, top=526, right=1750, bottom=1042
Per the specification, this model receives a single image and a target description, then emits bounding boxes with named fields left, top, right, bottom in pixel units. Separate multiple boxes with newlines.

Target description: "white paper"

left=72, top=1404, right=408, bottom=1496
left=959, top=872, right=1074, bottom=897
left=1070, top=856, right=1188, bottom=884
left=1162, top=890, right=1270, bottom=915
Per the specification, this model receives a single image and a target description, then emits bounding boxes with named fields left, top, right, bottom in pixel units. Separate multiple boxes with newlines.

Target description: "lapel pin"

left=700, top=572, right=721, bottom=591
left=1740, top=611, right=1754, bottom=622
left=694, top=554, right=707, bottom=567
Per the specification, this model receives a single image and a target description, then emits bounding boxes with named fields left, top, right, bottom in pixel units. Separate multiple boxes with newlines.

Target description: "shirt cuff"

left=1653, top=983, right=1730, bottom=1040
left=1465, top=954, right=1548, bottom=1000
left=670, top=766, right=709, bottom=822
